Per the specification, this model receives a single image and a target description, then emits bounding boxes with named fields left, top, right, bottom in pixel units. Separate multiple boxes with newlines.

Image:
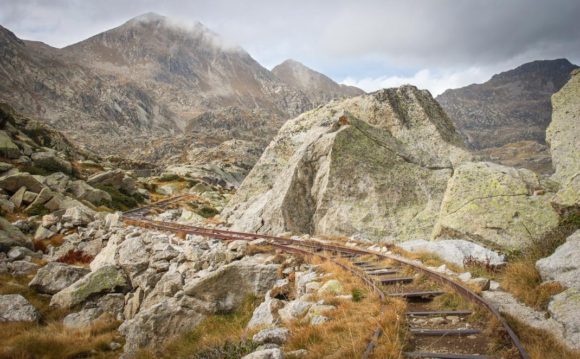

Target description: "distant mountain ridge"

left=0, top=13, right=362, bottom=165
left=437, top=59, right=578, bottom=150
left=272, top=59, right=365, bottom=106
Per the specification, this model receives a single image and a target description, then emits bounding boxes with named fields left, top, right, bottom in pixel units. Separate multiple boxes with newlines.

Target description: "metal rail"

left=122, top=198, right=530, bottom=359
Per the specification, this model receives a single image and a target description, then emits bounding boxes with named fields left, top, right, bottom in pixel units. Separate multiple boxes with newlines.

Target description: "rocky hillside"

left=437, top=59, right=578, bottom=149
left=437, top=59, right=578, bottom=173
left=272, top=59, right=365, bottom=106
left=0, top=14, right=313, bottom=163
left=222, top=86, right=470, bottom=241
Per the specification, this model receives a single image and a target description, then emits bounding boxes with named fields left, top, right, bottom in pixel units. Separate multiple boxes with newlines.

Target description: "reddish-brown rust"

left=122, top=198, right=530, bottom=359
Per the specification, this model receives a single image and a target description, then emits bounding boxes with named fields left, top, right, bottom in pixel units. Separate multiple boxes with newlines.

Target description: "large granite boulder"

left=536, top=230, right=580, bottom=288
left=433, top=162, right=560, bottom=250
left=547, top=69, right=580, bottom=214
left=184, top=259, right=279, bottom=312
left=119, top=296, right=208, bottom=356
left=50, top=265, right=129, bottom=309
left=29, top=262, right=90, bottom=294
left=398, top=239, right=506, bottom=267
left=222, top=87, right=469, bottom=241
left=0, top=294, right=41, bottom=322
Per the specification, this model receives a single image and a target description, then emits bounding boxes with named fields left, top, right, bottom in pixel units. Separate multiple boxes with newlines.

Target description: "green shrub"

left=351, top=288, right=365, bottom=302
left=158, top=173, right=181, bottom=182
left=197, top=206, right=219, bottom=218
left=94, top=184, right=142, bottom=211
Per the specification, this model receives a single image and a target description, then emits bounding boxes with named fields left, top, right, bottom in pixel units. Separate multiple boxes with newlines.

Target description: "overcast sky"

left=2, top=0, right=579, bottom=95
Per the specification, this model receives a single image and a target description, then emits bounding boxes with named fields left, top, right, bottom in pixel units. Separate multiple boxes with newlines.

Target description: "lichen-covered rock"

left=0, top=130, right=20, bottom=159
left=248, top=292, right=284, bottom=329
left=547, top=69, right=580, bottom=213
left=433, top=162, right=560, bottom=250
left=0, top=294, right=41, bottom=322
left=536, top=230, right=580, bottom=288
left=119, top=296, right=208, bottom=356
left=29, top=262, right=90, bottom=294
left=184, top=259, right=279, bottom=312
left=0, top=216, right=32, bottom=252
left=31, top=151, right=73, bottom=174
left=398, top=239, right=506, bottom=267
left=223, top=87, right=469, bottom=241
left=50, top=265, right=129, bottom=309
left=548, top=288, right=580, bottom=350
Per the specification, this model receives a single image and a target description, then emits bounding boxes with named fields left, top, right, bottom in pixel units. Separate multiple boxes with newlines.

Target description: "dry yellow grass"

left=0, top=274, right=121, bottom=359
left=500, top=261, right=564, bottom=310
left=284, top=257, right=408, bottom=358
left=505, top=314, right=580, bottom=359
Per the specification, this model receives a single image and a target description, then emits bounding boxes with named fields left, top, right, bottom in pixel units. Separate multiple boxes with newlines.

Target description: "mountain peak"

left=272, top=59, right=364, bottom=106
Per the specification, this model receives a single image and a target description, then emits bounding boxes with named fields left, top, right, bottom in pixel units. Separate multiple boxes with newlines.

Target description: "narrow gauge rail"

left=122, top=197, right=529, bottom=359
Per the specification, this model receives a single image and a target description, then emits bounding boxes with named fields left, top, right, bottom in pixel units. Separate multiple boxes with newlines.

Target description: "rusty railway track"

left=122, top=197, right=530, bottom=359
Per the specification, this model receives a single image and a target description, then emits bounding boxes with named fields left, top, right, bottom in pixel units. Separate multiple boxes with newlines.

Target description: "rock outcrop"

left=223, top=86, right=469, bottom=241
left=546, top=69, right=580, bottom=213
left=536, top=230, right=580, bottom=288
left=433, top=162, right=560, bottom=250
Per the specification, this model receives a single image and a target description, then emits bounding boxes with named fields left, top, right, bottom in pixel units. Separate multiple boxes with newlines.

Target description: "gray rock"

left=50, top=265, right=129, bottom=309
left=0, top=294, right=41, bottom=322
left=0, top=198, right=15, bottom=213
left=547, top=70, right=580, bottom=212
left=222, top=89, right=470, bottom=241
left=25, top=187, right=54, bottom=213
left=317, top=279, right=342, bottom=295
left=31, top=151, right=72, bottom=174
left=68, top=180, right=112, bottom=205
left=0, top=161, right=14, bottom=172
left=398, top=239, right=506, bottom=268
left=118, top=236, right=150, bottom=275
left=248, top=292, right=283, bottom=329
left=42, top=172, right=70, bottom=193
left=433, top=162, right=559, bottom=251
left=536, top=230, right=580, bottom=288
left=29, top=262, right=90, bottom=294
left=310, top=315, right=329, bottom=325
left=34, top=226, right=55, bottom=241
left=0, top=173, right=45, bottom=193
left=62, top=206, right=95, bottom=227
left=22, top=191, right=37, bottom=204
left=252, top=327, right=290, bottom=345
left=63, top=308, right=103, bottom=328
left=184, top=259, right=279, bottom=312
left=8, top=260, right=40, bottom=276
left=8, top=246, right=40, bottom=260
left=547, top=288, right=580, bottom=350
left=278, top=299, right=312, bottom=322
left=119, top=296, right=208, bottom=356
left=286, top=349, right=308, bottom=358
left=9, top=186, right=26, bottom=209
left=0, top=130, right=20, bottom=159
left=140, top=271, right=184, bottom=310
left=242, top=348, right=284, bottom=359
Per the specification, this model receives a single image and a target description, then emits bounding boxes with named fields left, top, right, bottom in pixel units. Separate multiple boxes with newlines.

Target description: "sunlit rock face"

left=222, top=86, right=470, bottom=241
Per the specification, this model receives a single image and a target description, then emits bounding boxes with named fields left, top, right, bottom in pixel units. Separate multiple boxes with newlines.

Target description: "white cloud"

left=341, top=67, right=493, bottom=96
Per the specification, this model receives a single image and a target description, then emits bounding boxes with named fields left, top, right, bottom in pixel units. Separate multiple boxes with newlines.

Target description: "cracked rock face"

left=433, top=161, right=559, bottom=250
left=547, top=69, right=580, bottom=214
left=222, top=86, right=470, bottom=241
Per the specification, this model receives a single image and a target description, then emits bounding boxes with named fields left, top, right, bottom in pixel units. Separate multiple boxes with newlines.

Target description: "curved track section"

left=122, top=198, right=529, bottom=359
